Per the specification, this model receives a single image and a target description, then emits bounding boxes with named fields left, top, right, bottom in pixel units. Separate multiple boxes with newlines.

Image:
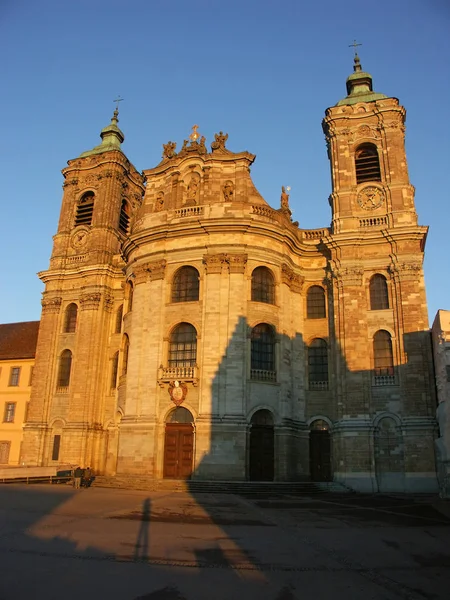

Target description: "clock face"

left=357, top=186, right=385, bottom=210
left=71, top=230, right=88, bottom=249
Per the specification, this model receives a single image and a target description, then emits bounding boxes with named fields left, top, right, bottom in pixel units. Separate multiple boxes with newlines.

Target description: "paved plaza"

left=0, top=484, right=449, bottom=599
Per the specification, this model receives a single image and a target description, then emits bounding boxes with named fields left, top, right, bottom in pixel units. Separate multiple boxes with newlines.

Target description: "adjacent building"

left=432, top=310, right=450, bottom=497
left=20, top=56, right=438, bottom=492
left=0, top=322, right=39, bottom=465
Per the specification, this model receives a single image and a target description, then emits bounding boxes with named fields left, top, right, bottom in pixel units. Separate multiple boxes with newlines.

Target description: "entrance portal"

left=163, top=407, right=194, bottom=480
left=309, top=419, right=331, bottom=482
left=249, top=409, right=274, bottom=481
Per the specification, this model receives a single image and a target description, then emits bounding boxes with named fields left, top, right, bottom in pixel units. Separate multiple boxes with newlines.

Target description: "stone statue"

left=211, top=131, right=229, bottom=152
left=222, top=180, right=234, bottom=201
left=162, top=141, right=176, bottom=160
left=186, top=175, right=200, bottom=201
left=281, top=186, right=290, bottom=209
left=155, top=191, right=164, bottom=212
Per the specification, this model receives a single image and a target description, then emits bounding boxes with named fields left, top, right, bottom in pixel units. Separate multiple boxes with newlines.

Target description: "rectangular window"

left=3, top=402, right=16, bottom=423
left=52, top=435, right=61, bottom=461
left=28, top=366, right=34, bottom=386
left=9, top=367, right=21, bottom=386
left=0, top=441, right=11, bottom=464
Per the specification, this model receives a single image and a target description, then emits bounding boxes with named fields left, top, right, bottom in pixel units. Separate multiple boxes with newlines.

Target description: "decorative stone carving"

left=146, top=259, right=166, bottom=281
left=357, top=186, right=385, bottom=210
left=337, top=266, right=364, bottom=286
left=228, top=253, right=248, bottom=274
left=80, top=292, right=102, bottom=310
left=186, top=174, right=200, bottom=203
left=281, top=264, right=304, bottom=293
left=41, top=296, right=62, bottom=314
left=211, top=131, right=229, bottom=153
left=356, top=124, right=370, bottom=138
left=162, top=141, right=177, bottom=160
left=104, top=294, right=115, bottom=312
left=222, top=180, right=234, bottom=201
left=203, top=253, right=228, bottom=274
left=169, top=380, right=188, bottom=406
left=155, top=191, right=165, bottom=212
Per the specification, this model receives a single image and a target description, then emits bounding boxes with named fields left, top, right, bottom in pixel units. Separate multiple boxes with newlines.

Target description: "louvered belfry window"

left=355, top=144, right=381, bottom=184
left=119, top=200, right=130, bottom=234
left=75, top=192, right=94, bottom=226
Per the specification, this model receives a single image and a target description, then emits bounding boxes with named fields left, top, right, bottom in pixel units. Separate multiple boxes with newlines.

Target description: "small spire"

left=353, top=53, right=362, bottom=73
left=78, top=100, right=125, bottom=158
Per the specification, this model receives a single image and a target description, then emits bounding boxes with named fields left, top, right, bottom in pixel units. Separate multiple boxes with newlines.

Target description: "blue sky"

left=1, top=0, right=449, bottom=326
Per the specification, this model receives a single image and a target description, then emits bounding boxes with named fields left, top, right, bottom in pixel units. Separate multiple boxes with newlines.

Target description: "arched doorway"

left=309, top=419, right=331, bottom=482
left=163, top=407, right=194, bottom=480
left=249, top=409, right=274, bottom=481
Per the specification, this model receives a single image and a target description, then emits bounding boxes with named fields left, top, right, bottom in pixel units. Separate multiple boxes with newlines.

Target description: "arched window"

left=75, top=192, right=94, bottom=227
left=251, top=267, right=275, bottom=304
left=307, top=286, right=326, bottom=319
left=251, top=409, right=274, bottom=426
left=169, top=323, right=197, bottom=367
left=166, top=407, right=193, bottom=424
left=111, top=351, right=119, bottom=389
left=251, top=323, right=275, bottom=377
left=122, top=335, right=130, bottom=375
left=115, top=305, right=123, bottom=333
left=57, top=350, right=72, bottom=388
left=126, top=282, right=134, bottom=313
left=369, top=274, right=389, bottom=310
left=308, top=338, right=328, bottom=390
left=119, top=200, right=131, bottom=234
left=355, top=143, right=381, bottom=184
left=373, top=330, right=394, bottom=376
left=63, top=303, right=78, bottom=333
left=172, top=267, right=199, bottom=303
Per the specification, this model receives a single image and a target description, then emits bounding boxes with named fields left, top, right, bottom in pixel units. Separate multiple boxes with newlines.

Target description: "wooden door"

left=163, top=424, right=193, bottom=479
left=249, top=426, right=274, bottom=481
left=309, top=430, right=331, bottom=482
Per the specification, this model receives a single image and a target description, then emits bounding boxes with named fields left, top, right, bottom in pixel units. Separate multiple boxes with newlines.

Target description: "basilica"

left=20, top=56, right=438, bottom=492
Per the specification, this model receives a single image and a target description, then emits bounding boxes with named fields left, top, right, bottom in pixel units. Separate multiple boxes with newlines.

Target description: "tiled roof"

left=0, top=321, right=40, bottom=360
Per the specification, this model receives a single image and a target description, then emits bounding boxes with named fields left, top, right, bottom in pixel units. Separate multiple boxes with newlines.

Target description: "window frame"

left=75, top=192, right=95, bottom=227
left=308, top=338, right=329, bottom=390
left=251, top=266, right=275, bottom=305
left=171, top=266, right=200, bottom=303
left=250, top=323, right=276, bottom=374
left=369, top=274, right=389, bottom=310
left=63, top=303, right=78, bottom=333
left=8, top=367, right=21, bottom=387
left=3, top=402, right=16, bottom=423
left=355, top=143, right=381, bottom=184
left=57, top=349, right=73, bottom=389
left=306, top=286, right=326, bottom=319
left=168, top=323, right=198, bottom=368
left=373, top=330, right=394, bottom=376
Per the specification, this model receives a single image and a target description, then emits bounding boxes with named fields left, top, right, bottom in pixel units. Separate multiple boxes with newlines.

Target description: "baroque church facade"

left=21, top=57, right=438, bottom=492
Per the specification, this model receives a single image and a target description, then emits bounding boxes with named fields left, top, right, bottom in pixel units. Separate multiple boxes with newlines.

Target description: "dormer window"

left=355, top=144, right=381, bottom=184
left=75, top=192, right=94, bottom=227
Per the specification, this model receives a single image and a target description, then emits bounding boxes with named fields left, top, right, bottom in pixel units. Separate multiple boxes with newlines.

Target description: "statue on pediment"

left=162, top=141, right=177, bottom=160
left=211, top=131, right=229, bottom=152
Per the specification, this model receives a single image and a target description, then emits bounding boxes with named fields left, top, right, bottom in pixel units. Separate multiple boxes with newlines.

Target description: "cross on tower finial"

left=113, top=95, right=124, bottom=111
left=349, top=40, right=362, bottom=56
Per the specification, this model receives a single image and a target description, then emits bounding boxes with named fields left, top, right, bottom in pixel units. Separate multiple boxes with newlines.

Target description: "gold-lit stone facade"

left=21, top=60, right=438, bottom=492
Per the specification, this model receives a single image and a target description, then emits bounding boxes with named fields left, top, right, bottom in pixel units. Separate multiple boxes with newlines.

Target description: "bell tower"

left=323, top=53, right=417, bottom=234
left=22, top=109, right=145, bottom=469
